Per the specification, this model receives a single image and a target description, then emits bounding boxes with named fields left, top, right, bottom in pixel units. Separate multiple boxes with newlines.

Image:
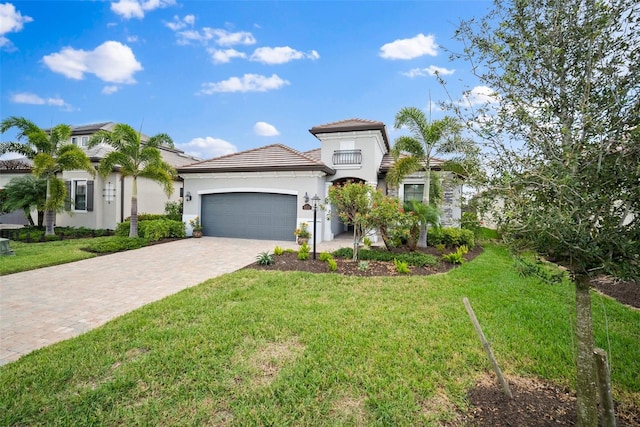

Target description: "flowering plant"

left=294, top=222, right=311, bottom=238
left=189, top=216, right=202, bottom=231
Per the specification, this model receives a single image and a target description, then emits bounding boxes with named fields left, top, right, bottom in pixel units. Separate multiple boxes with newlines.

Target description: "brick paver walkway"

left=1, top=236, right=347, bottom=365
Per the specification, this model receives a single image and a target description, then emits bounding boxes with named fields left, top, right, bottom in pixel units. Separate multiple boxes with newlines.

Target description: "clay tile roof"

left=177, top=143, right=335, bottom=175
left=379, top=153, right=446, bottom=172
left=70, top=122, right=115, bottom=134
left=303, top=148, right=321, bottom=162
left=309, top=118, right=390, bottom=150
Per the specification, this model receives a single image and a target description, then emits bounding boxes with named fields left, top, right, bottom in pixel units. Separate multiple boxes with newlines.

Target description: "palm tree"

left=0, top=117, right=95, bottom=235
left=88, top=124, right=176, bottom=237
left=1, top=175, right=47, bottom=226
left=387, top=107, right=463, bottom=248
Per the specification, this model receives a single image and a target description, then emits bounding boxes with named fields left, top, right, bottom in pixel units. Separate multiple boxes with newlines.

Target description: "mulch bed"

left=244, top=244, right=640, bottom=426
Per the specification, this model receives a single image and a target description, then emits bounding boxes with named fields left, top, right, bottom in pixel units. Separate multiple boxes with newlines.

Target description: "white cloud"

left=463, top=85, right=500, bottom=106
left=11, top=92, right=68, bottom=108
left=178, top=136, right=237, bottom=159
left=207, top=48, right=246, bottom=64
left=111, top=0, right=175, bottom=19
left=379, top=33, right=438, bottom=60
left=42, top=41, right=143, bottom=84
left=0, top=3, right=33, bottom=49
left=254, top=121, right=279, bottom=136
left=126, top=35, right=139, bottom=43
left=402, top=65, right=455, bottom=78
left=176, top=27, right=256, bottom=46
left=198, top=74, right=290, bottom=94
left=102, top=85, right=119, bottom=94
left=165, top=14, right=195, bottom=31
left=250, top=46, right=319, bottom=64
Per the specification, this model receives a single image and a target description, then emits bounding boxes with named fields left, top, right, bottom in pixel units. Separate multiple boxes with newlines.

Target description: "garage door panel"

left=201, top=192, right=296, bottom=241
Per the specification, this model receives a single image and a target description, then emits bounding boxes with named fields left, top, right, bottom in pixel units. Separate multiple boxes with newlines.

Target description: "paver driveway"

left=0, top=236, right=345, bottom=365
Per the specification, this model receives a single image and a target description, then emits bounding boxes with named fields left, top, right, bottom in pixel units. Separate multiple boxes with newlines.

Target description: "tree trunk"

left=24, top=209, right=35, bottom=226
left=418, top=160, right=431, bottom=248
left=37, top=210, right=44, bottom=227
left=352, top=227, right=359, bottom=261
left=129, top=177, right=138, bottom=238
left=575, top=273, right=598, bottom=427
left=44, top=178, right=55, bottom=236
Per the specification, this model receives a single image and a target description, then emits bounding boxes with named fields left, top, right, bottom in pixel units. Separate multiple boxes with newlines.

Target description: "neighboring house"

left=0, top=158, right=33, bottom=225
left=178, top=118, right=463, bottom=243
left=0, top=122, right=200, bottom=230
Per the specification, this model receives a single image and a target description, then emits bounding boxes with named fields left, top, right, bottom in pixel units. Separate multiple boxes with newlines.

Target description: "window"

left=81, top=136, right=89, bottom=147
left=71, top=137, right=78, bottom=146
left=65, top=180, right=94, bottom=212
left=74, top=180, right=87, bottom=211
left=403, top=184, right=424, bottom=202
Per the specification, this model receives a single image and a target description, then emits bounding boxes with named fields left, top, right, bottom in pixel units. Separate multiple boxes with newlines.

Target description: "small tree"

left=88, top=124, right=177, bottom=238
left=449, top=1, right=640, bottom=424
left=327, top=182, right=377, bottom=261
left=1, top=175, right=47, bottom=226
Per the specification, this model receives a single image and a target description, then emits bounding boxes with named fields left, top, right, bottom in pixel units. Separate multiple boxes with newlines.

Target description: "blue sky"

left=1, top=0, right=494, bottom=160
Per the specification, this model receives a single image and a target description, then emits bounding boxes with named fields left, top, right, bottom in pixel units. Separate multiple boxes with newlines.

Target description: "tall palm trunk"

left=44, top=177, right=55, bottom=236
left=418, top=158, right=432, bottom=248
left=130, top=177, right=138, bottom=238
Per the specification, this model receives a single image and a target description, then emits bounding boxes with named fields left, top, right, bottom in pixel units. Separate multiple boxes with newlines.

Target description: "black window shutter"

left=87, top=180, right=94, bottom=212
left=65, top=181, right=72, bottom=210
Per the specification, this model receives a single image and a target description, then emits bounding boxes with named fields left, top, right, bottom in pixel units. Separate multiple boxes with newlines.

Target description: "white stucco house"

left=179, top=118, right=463, bottom=244
left=0, top=122, right=200, bottom=229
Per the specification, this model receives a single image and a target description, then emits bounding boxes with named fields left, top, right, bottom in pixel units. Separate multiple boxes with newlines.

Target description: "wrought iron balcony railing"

left=332, top=149, right=362, bottom=165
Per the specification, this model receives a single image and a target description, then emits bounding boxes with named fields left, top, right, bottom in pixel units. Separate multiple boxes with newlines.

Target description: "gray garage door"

left=201, top=192, right=297, bottom=241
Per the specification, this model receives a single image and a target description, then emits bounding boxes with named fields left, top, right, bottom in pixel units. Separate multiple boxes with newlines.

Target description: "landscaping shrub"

left=327, top=258, right=338, bottom=271
left=256, top=251, right=274, bottom=265
left=164, top=201, right=183, bottom=221
left=442, top=247, right=466, bottom=264
left=332, top=247, right=438, bottom=267
left=124, top=213, right=167, bottom=221
left=428, top=227, right=475, bottom=248
left=116, top=219, right=185, bottom=240
left=461, top=211, right=482, bottom=236
left=318, top=252, right=333, bottom=262
left=85, top=237, right=150, bottom=253
left=298, top=242, right=310, bottom=260
left=394, top=258, right=411, bottom=274
left=273, top=246, right=285, bottom=255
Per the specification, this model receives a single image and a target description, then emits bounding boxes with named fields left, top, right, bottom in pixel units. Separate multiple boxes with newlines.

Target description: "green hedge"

left=332, top=248, right=438, bottom=267
left=427, top=227, right=475, bottom=248
left=85, top=237, right=150, bottom=253
left=5, top=226, right=113, bottom=242
left=115, top=219, right=186, bottom=241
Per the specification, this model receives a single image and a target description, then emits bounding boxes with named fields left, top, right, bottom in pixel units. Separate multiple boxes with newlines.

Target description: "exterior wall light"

left=103, top=182, right=116, bottom=204
left=185, top=191, right=192, bottom=201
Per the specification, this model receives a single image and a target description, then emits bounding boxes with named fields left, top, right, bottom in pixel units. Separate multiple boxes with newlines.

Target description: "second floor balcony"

left=332, top=149, right=362, bottom=165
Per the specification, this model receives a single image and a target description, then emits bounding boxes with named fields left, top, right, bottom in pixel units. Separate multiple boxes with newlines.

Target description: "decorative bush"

left=327, top=258, right=338, bottom=271
left=164, top=201, right=183, bottom=221
left=442, top=247, right=466, bottom=264
left=332, top=248, right=438, bottom=267
left=461, top=211, right=482, bottom=236
left=85, top=237, right=150, bottom=253
left=394, top=258, right=411, bottom=274
left=124, top=213, right=167, bottom=221
left=298, top=242, right=310, bottom=260
left=256, top=251, right=274, bottom=265
left=318, top=252, right=333, bottom=262
left=116, top=219, right=185, bottom=240
left=428, top=227, right=475, bottom=248
left=273, top=246, right=285, bottom=255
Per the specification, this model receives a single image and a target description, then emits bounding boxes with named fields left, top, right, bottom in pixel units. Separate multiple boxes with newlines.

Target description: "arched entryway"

left=329, top=177, right=367, bottom=236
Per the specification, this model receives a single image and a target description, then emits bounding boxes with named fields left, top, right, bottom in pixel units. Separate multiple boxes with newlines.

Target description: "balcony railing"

left=332, top=149, right=362, bottom=165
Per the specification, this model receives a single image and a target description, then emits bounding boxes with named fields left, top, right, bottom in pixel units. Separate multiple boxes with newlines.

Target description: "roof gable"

left=178, top=143, right=335, bottom=174
left=309, top=118, right=390, bottom=150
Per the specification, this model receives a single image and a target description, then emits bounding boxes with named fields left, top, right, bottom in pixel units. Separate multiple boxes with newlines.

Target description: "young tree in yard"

left=387, top=107, right=474, bottom=248
left=449, top=1, right=639, bottom=425
left=88, top=124, right=176, bottom=237
left=1, top=175, right=47, bottom=226
left=0, top=117, right=95, bottom=235
left=327, top=182, right=377, bottom=261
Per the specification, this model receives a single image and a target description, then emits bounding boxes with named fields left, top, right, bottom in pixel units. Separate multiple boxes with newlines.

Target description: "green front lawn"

left=1, top=245, right=638, bottom=425
left=0, top=238, right=107, bottom=275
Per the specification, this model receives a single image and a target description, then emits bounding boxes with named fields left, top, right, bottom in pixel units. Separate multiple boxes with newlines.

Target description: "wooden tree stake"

left=594, top=348, right=616, bottom=427
left=463, top=297, right=513, bottom=399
